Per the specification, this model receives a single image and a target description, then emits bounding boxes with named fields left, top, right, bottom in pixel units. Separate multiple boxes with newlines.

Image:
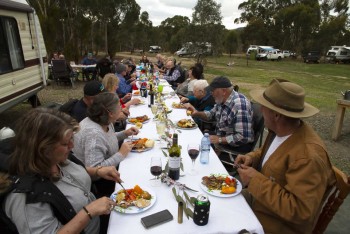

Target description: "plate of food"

left=129, top=138, right=155, bottom=152
left=172, top=102, right=186, bottom=109
left=200, top=174, right=242, bottom=198
left=176, top=119, right=197, bottom=129
left=111, top=185, right=156, bottom=214
left=133, top=90, right=141, bottom=96
left=127, top=115, right=150, bottom=124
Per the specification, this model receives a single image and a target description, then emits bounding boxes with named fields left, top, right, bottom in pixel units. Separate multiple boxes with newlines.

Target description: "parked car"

left=303, top=51, right=321, bottom=63
left=149, top=46, right=161, bottom=53
left=174, top=47, right=196, bottom=57
left=257, top=49, right=283, bottom=61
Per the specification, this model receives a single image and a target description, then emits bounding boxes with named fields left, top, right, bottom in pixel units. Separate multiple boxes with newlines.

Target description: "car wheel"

left=278, top=57, right=281, bottom=61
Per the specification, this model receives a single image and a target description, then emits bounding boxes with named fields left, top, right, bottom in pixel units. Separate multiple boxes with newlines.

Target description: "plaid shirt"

left=204, top=90, right=254, bottom=146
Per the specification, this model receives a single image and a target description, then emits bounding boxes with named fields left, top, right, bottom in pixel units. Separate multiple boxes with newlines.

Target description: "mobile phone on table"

left=141, top=209, right=173, bottom=229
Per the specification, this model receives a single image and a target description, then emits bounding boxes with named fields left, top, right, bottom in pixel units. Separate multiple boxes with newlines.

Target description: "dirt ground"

left=1, top=79, right=349, bottom=175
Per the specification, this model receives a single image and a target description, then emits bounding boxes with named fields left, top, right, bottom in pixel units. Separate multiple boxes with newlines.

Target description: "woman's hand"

left=122, top=93, right=132, bottom=103
left=124, top=127, right=139, bottom=137
left=128, top=98, right=141, bottom=106
left=180, top=97, right=189, bottom=103
left=85, top=197, right=117, bottom=216
left=119, top=141, right=134, bottom=157
left=117, top=112, right=127, bottom=121
left=97, top=166, right=121, bottom=183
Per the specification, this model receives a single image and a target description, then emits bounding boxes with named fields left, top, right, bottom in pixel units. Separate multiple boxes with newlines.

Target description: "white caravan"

left=0, top=0, right=47, bottom=113
left=325, top=45, right=350, bottom=63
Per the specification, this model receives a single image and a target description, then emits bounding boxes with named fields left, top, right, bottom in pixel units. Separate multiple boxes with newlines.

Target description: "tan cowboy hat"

left=250, top=79, right=319, bottom=118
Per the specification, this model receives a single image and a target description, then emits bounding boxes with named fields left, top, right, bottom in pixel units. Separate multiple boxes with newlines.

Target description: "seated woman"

left=102, top=73, right=140, bottom=131
left=2, top=108, right=120, bottom=233
left=181, top=80, right=215, bottom=127
left=73, top=92, right=138, bottom=196
left=139, top=55, right=149, bottom=65
left=176, top=63, right=203, bottom=97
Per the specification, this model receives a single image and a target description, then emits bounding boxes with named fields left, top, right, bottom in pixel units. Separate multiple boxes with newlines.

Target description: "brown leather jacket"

left=246, top=121, right=336, bottom=234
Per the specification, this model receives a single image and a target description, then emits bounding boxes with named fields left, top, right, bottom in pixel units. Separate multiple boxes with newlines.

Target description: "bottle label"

left=169, top=157, right=181, bottom=169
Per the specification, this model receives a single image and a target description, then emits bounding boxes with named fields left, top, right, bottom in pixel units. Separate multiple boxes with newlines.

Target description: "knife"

left=184, top=185, right=198, bottom=192
left=221, top=160, right=242, bottom=169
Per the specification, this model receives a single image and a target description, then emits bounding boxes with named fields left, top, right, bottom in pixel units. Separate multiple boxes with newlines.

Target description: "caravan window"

left=0, top=16, right=25, bottom=74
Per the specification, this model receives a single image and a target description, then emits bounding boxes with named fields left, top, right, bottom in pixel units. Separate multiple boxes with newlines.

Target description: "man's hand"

left=237, top=165, right=258, bottom=187
left=235, top=154, right=253, bottom=166
left=209, top=135, right=220, bottom=144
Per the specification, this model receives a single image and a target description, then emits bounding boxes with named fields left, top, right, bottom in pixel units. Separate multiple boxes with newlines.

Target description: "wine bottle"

left=148, top=84, right=155, bottom=107
left=168, top=133, right=181, bottom=180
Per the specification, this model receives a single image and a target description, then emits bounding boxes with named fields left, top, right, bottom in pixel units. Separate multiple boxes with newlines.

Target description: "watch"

left=218, top=137, right=222, bottom=144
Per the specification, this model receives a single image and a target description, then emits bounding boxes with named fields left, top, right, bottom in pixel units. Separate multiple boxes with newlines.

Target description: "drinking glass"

left=187, top=144, right=200, bottom=175
left=150, top=157, right=162, bottom=186
left=151, top=104, right=158, bottom=116
left=156, top=120, right=166, bottom=146
left=157, top=84, right=163, bottom=93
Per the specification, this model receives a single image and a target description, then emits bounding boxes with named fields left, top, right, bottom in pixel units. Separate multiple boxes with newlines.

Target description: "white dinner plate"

left=110, top=185, right=156, bottom=214
left=199, top=175, right=242, bottom=198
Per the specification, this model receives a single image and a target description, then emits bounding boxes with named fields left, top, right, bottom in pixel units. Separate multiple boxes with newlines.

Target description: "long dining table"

left=107, top=80, right=264, bottom=234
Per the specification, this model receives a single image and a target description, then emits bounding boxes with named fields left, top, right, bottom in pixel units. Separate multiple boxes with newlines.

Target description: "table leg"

left=332, top=105, right=346, bottom=141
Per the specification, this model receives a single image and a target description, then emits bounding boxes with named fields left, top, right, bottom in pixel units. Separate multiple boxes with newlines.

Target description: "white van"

left=0, top=0, right=47, bottom=113
left=325, top=46, right=350, bottom=63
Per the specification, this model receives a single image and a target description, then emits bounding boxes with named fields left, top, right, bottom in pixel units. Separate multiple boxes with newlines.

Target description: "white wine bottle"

left=168, top=133, right=181, bottom=180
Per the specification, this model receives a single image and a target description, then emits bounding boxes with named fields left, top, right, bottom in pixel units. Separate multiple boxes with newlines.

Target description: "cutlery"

left=220, top=160, right=242, bottom=169
left=118, top=182, right=130, bottom=198
left=184, top=185, right=198, bottom=192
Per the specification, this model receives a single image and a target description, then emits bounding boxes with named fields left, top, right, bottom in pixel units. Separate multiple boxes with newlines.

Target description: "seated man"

left=70, top=80, right=105, bottom=122
left=96, top=54, right=112, bottom=79
left=189, top=76, right=254, bottom=152
left=81, top=52, right=97, bottom=80
left=115, top=63, right=135, bottom=98
left=181, top=80, right=215, bottom=127
left=162, top=58, right=183, bottom=89
left=235, top=79, right=336, bottom=233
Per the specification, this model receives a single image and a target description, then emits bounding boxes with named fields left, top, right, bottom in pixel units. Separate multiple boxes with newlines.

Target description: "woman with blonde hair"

left=1, top=108, right=121, bottom=233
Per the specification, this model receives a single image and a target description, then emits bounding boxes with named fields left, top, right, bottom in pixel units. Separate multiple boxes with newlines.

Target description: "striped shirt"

left=204, top=90, right=254, bottom=146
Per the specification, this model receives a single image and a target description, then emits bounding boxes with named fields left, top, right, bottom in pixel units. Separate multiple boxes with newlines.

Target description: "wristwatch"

left=218, top=137, right=222, bottom=144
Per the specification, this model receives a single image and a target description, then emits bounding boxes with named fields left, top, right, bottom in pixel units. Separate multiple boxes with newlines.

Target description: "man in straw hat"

left=189, top=76, right=254, bottom=150
left=235, top=79, right=336, bottom=234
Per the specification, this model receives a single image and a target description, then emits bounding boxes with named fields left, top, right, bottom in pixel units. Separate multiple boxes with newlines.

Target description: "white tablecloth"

left=107, top=81, right=264, bottom=234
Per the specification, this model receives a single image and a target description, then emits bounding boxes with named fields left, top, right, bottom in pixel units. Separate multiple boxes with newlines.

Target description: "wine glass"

left=187, top=144, right=200, bottom=175
left=150, top=157, right=162, bottom=186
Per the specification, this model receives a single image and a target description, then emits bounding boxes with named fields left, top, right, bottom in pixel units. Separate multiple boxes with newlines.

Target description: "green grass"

left=199, top=55, right=350, bottom=113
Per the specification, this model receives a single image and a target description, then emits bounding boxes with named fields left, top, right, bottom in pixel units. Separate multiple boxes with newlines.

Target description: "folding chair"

left=51, top=59, right=75, bottom=88
left=312, top=166, right=350, bottom=234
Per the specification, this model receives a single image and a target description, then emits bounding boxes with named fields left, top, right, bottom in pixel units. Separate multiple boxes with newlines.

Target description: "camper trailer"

left=0, top=0, right=47, bottom=113
left=325, top=46, right=350, bottom=63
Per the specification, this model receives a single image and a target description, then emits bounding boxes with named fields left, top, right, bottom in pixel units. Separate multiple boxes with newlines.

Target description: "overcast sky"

left=136, top=0, right=246, bottom=29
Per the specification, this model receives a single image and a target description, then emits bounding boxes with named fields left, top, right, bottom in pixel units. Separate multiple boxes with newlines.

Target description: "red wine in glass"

left=187, top=144, right=200, bottom=175
left=188, top=149, right=199, bottom=160
left=150, top=166, right=162, bottom=176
